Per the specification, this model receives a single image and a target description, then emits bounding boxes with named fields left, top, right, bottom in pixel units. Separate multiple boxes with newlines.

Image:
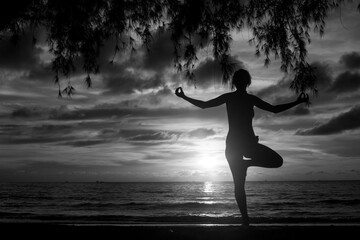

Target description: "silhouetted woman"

left=175, top=69, right=309, bottom=225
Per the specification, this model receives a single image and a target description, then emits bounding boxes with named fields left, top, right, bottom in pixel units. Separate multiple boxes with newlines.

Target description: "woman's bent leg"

left=247, top=143, right=283, bottom=168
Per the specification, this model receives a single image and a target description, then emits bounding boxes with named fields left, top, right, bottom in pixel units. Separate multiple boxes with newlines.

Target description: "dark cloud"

left=49, top=103, right=226, bottom=122
left=340, top=52, right=360, bottom=69
left=143, top=86, right=174, bottom=105
left=296, top=105, right=360, bottom=135
left=142, top=31, right=174, bottom=71
left=253, top=88, right=311, bottom=118
left=291, top=105, right=311, bottom=115
left=188, top=128, right=216, bottom=138
left=11, top=107, right=43, bottom=118
left=128, top=132, right=177, bottom=141
left=0, top=31, right=42, bottom=70
left=121, top=129, right=180, bottom=142
left=0, top=121, right=163, bottom=147
left=0, top=123, right=75, bottom=145
left=257, top=61, right=333, bottom=100
left=311, top=61, right=333, bottom=90
left=314, top=137, right=360, bottom=157
left=49, top=105, right=134, bottom=120
left=64, top=139, right=110, bottom=147
left=327, top=71, right=360, bottom=93
left=0, top=124, right=26, bottom=136
left=193, top=57, right=245, bottom=88
left=0, top=29, right=54, bottom=84
left=143, top=29, right=210, bottom=72
left=102, top=63, right=164, bottom=94
left=98, top=128, right=119, bottom=138
left=1, top=133, right=72, bottom=145
left=100, top=30, right=214, bottom=94
left=100, top=31, right=177, bottom=95
left=97, top=37, right=124, bottom=66
left=26, top=63, right=54, bottom=82
left=277, top=105, right=311, bottom=116
left=255, top=76, right=295, bottom=106
left=32, top=124, right=73, bottom=134
left=0, top=122, right=122, bottom=147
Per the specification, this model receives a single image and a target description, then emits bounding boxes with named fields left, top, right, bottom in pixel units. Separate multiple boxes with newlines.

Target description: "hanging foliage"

left=1, top=0, right=358, bottom=96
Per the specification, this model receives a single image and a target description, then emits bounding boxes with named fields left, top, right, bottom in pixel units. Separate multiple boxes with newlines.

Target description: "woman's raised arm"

left=252, top=93, right=309, bottom=113
left=175, top=87, right=227, bottom=109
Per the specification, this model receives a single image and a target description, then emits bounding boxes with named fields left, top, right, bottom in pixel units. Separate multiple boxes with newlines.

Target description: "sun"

left=193, top=140, right=223, bottom=170
left=196, top=152, right=221, bottom=170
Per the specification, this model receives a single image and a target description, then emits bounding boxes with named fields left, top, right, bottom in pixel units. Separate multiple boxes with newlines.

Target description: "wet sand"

left=2, top=223, right=359, bottom=240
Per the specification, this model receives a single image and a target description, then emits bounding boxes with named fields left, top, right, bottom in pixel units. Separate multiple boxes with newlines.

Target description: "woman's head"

left=232, top=69, right=251, bottom=90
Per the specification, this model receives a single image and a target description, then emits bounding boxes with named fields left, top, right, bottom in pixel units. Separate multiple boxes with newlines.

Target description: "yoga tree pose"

left=175, top=69, right=309, bottom=226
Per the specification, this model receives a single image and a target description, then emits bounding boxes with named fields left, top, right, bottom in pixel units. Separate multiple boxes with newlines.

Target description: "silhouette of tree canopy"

left=1, top=0, right=359, bottom=96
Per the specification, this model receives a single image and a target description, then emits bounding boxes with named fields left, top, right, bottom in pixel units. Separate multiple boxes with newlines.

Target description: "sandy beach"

left=2, top=223, right=359, bottom=240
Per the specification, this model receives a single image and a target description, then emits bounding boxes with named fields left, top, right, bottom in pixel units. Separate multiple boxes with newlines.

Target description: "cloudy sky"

left=1, top=2, right=360, bottom=182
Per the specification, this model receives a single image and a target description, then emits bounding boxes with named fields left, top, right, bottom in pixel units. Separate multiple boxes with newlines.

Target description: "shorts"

left=225, top=135, right=259, bottom=159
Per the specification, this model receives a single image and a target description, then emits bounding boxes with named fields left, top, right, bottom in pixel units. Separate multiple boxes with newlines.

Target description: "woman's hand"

left=297, top=92, right=309, bottom=104
left=175, top=87, right=185, bottom=98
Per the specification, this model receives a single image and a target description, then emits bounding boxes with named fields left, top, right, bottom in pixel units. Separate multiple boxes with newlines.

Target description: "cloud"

left=49, top=103, right=226, bottom=122
left=32, top=124, right=73, bottom=134
left=277, top=105, right=311, bottom=116
left=49, top=105, right=135, bottom=120
left=101, top=30, right=216, bottom=94
left=255, top=76, right=292, bottom=104
left=340, top=51, right=360, bottom=69
left=296, top=105, right=360, bottom=135
left=142, top=31, right=174, bottom=71
left=121, top=129, right=181, bottom=142
left=327, top=71, right=360, bottom=93
left=99, top=31, right=181, bottom=95
left=1, top=121, right=182, bottom=147
left=64, top=139, right=110, bottom=147
left=188, top=128, right=216, bottom=138
left=26, top=63, right=54, bottom=82
left=11, top=107, right=43, bottom=118
left=0, top=123, right=76, bottom=145
left=313, top=137, right=360, bottom=157
left=3, top=134, right=72, bottom=145
left=102, top=63, right=165, bottom=94
left=137, top=85, right=174, bottom=106
left=0, top=31, right=42, bottom=70
left=128, top=132, right=177, bottom=141
left=311, top=61, right=334, bottom=90
left=256, top=61, right=333, bottom=100
left=193, top=57, right=245, bottom=88
left=143, top=29, right=211, bottom=71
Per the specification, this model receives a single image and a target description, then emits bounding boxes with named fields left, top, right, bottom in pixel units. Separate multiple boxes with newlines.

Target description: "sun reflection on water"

left=203, top=181, right=214, bottom=193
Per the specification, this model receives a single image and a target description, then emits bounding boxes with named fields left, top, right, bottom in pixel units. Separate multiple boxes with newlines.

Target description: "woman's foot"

left=242, top=216, right=250, bottom=226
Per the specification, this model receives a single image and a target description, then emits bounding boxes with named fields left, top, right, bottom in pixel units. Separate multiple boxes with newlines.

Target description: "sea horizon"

left=2, top=181, right=359, bottom=224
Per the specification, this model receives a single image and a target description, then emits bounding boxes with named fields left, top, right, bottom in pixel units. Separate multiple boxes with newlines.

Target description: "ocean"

left=1, top=181, right=359, bottom=224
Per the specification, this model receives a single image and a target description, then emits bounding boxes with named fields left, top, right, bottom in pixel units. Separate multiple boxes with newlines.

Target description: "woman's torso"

left=225, top=92, right=256, bottom=147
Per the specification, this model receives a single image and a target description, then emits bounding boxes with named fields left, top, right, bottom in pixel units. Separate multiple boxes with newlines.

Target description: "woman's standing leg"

left=226, top=155, right=250, bottom=225
left=225, top=143, right=282, bottom=225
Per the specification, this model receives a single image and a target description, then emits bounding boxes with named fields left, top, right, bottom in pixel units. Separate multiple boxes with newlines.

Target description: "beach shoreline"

left=2, top=223, right=359, bottom=240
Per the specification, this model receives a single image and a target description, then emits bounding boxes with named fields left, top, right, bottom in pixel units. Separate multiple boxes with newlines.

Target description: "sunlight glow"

left=193, top=140, right=224, bottom=171
left=196, top=152, right=220, bottom=170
